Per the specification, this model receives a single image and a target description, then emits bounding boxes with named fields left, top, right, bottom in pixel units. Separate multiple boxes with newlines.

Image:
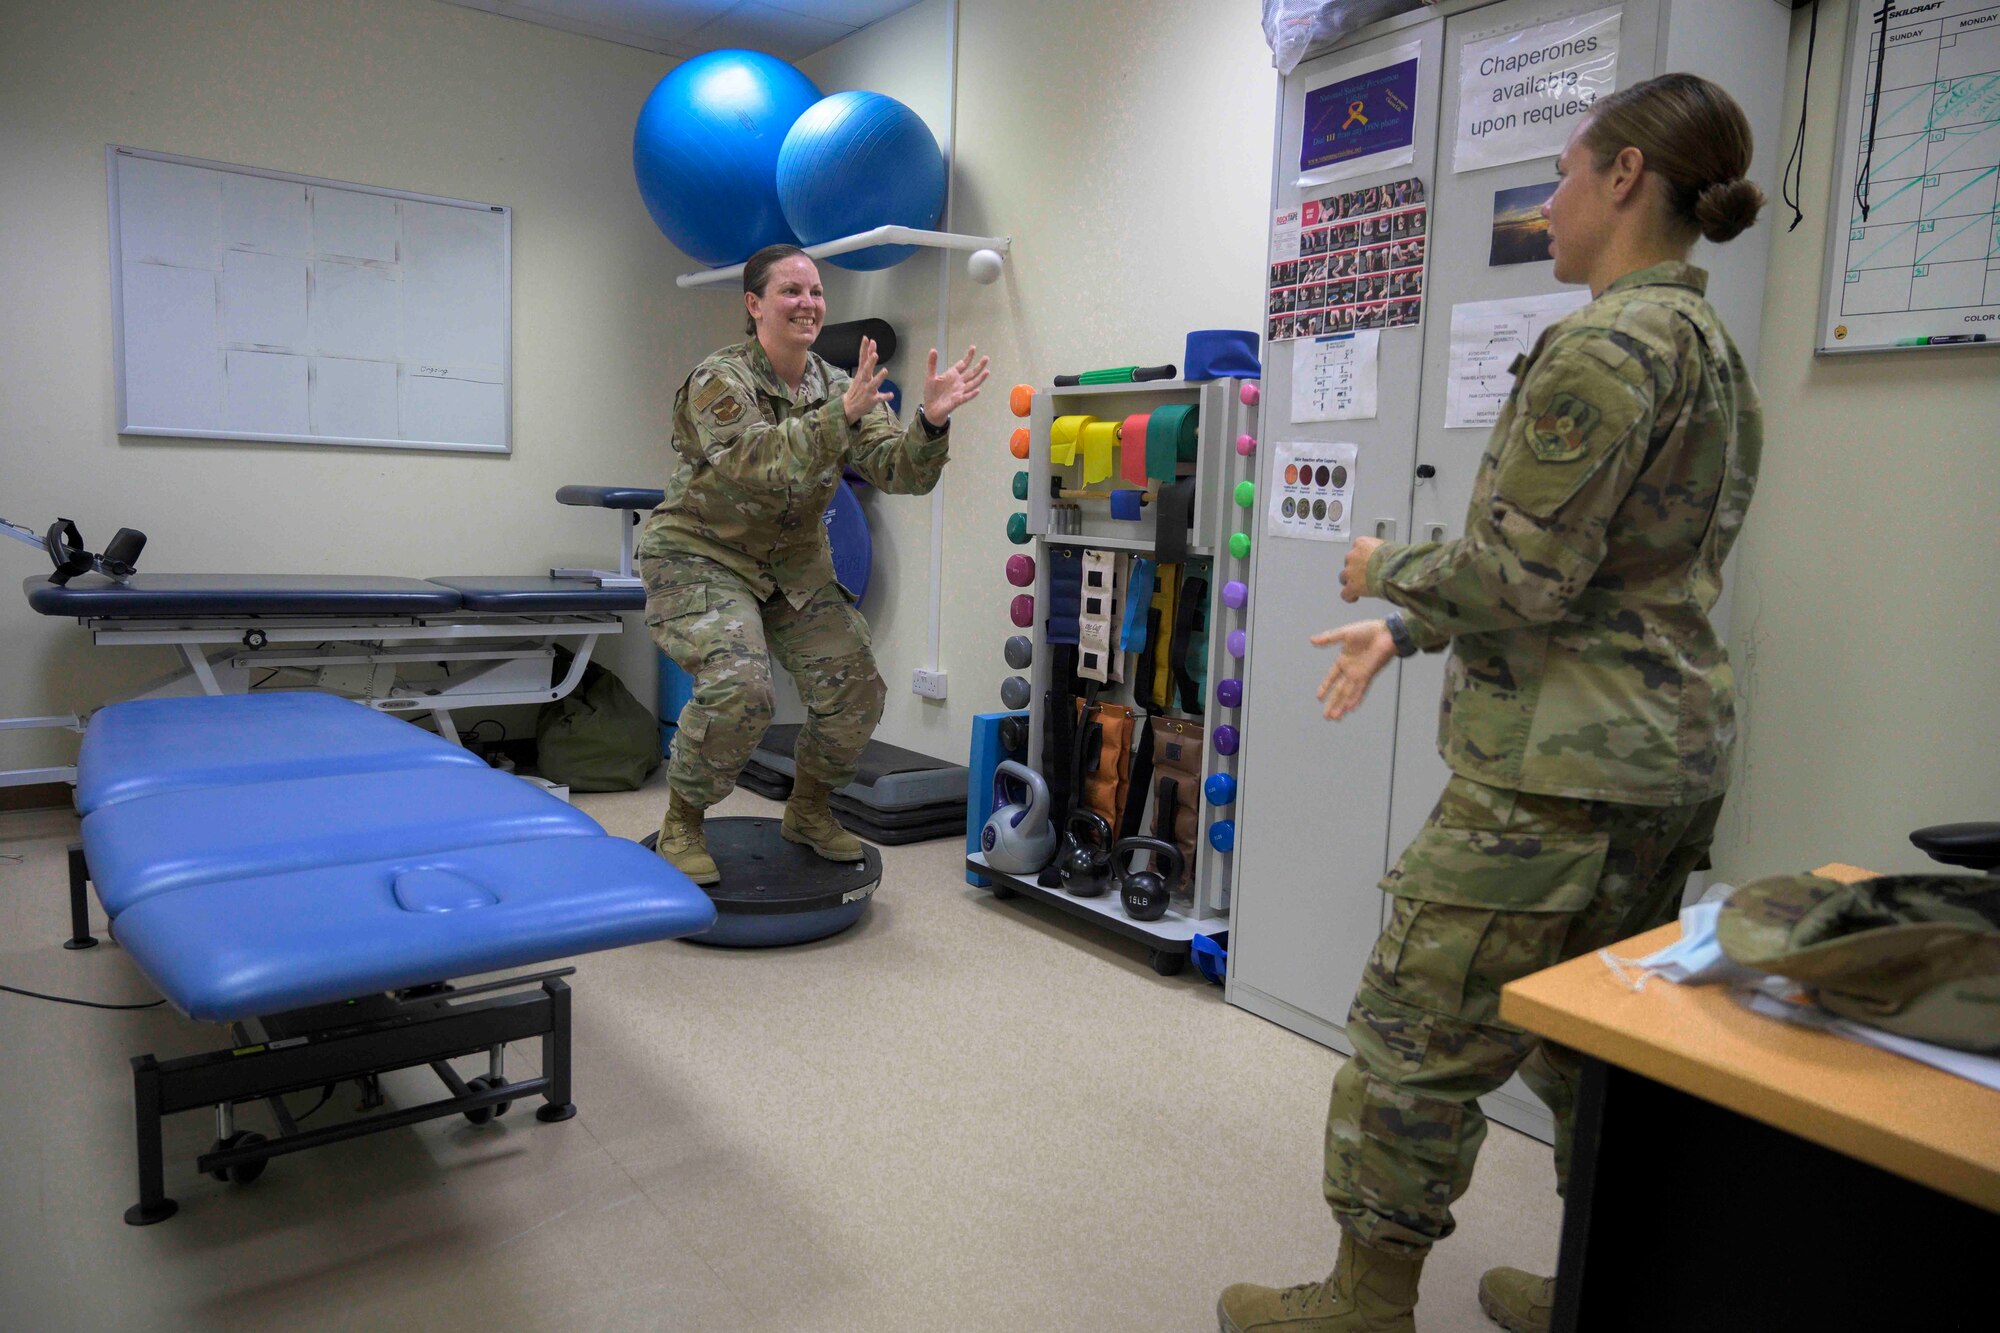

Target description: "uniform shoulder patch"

left=691, top=375, right=729, bottom=413
left=1528, top=393, right=1601, bottom=463
left=710, top=396, right=745, bottom=426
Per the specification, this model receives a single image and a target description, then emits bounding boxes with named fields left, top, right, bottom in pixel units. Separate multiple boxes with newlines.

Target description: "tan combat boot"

left=1217, top=1231, right=1423, bottom=1333
left=1477, top=1266, right=1553, bottom=1333
left=656, top=789, right=720, bottom=886
left=781, top=775, right=865, bottom=862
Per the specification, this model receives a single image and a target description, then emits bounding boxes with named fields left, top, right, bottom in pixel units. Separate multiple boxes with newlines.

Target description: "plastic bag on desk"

left=1262, top=0, right=1433, bottom=76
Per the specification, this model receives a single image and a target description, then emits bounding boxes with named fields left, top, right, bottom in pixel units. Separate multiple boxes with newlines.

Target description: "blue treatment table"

left=68, top=693, right=715, bottom=1225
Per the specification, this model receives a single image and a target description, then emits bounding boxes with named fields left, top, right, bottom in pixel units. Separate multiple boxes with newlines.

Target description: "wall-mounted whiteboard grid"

left=1817, top=0, right=2000, bottom=354
left=109, top=146, right=511, bottom=451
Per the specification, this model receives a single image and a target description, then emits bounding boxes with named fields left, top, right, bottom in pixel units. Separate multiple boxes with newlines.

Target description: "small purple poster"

left=1300, top=45, right=1420, bottom=183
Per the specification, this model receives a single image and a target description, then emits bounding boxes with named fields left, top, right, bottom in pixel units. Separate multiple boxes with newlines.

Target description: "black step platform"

left=737, top=760, right=964, bottom=844
left=747, top=725, right=965, bottom=811
left=645, top=817, right=880, bottom=947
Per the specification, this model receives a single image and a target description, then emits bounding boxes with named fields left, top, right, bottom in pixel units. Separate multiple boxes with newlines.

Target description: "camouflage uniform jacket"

left=636, top=340, right=950, bottom=607
left=1367, top=262, right=1761, bottom=806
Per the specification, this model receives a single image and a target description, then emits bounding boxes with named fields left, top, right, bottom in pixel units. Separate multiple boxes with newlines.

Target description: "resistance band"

left=1079, top=420, right=1119, bottom=484
left=1119, top=412, right=1152, bottom=485
left=1050, top=414, right=1095, bottom=466
left=1144, top=404, right=1199, bottom=482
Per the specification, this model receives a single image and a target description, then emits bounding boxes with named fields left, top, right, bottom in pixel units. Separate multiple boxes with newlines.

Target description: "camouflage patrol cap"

left=1718, top=873, right=2000, bottom=1052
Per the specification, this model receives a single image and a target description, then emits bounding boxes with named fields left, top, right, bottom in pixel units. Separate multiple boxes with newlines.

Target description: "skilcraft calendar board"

left=1817, top=0, right=2000, bottom=354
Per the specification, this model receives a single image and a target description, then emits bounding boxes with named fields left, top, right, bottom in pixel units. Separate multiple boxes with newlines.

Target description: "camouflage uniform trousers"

left=1324, top=774, right=1724, bottom=1258
left=642, top=552, right=886, bottom=809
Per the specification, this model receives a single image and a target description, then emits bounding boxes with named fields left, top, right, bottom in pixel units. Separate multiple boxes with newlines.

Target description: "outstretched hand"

left=921, top=346, right=991, bottom=426
left=1311, top=620, right=1397, bottom=721
left=842, top=337, right=896, bottom=424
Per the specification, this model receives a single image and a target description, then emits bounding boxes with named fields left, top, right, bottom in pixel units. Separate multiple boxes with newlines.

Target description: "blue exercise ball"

left=777, top=91, right=946, bottom=271
left=633, top=50, right=821, bottom=267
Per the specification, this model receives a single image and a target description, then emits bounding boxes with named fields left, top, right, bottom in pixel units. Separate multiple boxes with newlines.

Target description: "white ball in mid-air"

left=966, top=248, right=1005, bottom=285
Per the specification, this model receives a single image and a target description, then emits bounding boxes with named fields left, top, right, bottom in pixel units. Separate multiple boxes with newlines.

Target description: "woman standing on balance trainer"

left=639, top=244, right=988, bottom=885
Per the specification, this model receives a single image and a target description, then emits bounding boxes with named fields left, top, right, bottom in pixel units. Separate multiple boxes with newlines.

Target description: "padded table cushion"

left=429, top=575, right=644, bottom=614
left=76, top=693, right=482, bottom=814
left=113, top=837, right=716, bottom=1021
left=26, top=573, right=465, bottom=618
left=84, top=765, right=599, bottom=917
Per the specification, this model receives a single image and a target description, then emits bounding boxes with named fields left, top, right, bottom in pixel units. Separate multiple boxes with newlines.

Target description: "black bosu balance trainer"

left=645, top=817, right=882, bottom=947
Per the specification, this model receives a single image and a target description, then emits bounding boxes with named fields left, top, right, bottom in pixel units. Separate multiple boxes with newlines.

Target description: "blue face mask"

left=1599, top=897, right=1764, bottom=990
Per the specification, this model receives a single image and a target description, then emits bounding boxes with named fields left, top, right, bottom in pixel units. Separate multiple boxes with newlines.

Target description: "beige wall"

left=1710, top=0, right=2000, bottom=881
left=0, top=0, right=732, bottom=768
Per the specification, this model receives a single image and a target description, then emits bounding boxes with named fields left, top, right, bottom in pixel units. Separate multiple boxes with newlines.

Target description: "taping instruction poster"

left=1267, top=440, right=1358, bottom=542
left=1292, top=330, right=1379, bottom=422
left=1300, top=42, right=1422, bottom=187
left=1444, top=290, right=1591, bottom=429
left=1267, top=177, right=1428, bottom=343
left=1454, top=7, right=1620, bottom=173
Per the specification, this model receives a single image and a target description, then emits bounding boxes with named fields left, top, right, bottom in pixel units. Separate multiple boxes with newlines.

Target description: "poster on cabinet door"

left=1266, top=440, right=1358, bottom=542
left=1299, top=42, right=1422, bottom=188
left=1291, top=330, right=1379, bottom=422
left=1267, top=177, right=1428, bottom=344
left=1454, top=7, right=1620, bottom=173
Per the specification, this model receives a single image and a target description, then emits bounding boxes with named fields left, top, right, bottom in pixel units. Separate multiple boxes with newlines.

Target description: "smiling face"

left=746, top=254, right=825, bottom=357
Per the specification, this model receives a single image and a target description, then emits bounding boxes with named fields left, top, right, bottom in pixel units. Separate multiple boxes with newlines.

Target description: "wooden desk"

left=1502, top=863, right=1999, bottom=1333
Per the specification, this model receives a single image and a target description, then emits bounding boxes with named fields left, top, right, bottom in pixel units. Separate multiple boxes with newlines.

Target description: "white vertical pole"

left=928, top=0, right=960, bottom=676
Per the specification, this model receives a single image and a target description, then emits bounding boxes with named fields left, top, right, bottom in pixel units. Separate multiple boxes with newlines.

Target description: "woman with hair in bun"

left=1220, top=75, right=1766, bottom=1333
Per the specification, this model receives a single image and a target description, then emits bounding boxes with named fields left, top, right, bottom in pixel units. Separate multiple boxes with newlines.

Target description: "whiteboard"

left=108, top=146, right=511, bottom=451
left=1816, top=0, right=2000, bottom=354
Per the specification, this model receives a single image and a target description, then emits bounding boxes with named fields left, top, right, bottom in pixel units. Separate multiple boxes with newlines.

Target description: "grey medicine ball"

left=1004, top=635, right=1033, bottom=669
left=1000, top=675, right=1031, bottom=710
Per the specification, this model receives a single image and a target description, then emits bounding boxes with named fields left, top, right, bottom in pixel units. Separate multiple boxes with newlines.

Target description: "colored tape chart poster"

left=1301, top=42, right=1421, bottom=187
left=1267, top=177, right=1428, bottom=344
left=1267, top=440, right=1358, bottom=543
left=1454, top=6, right=1620, bottom=174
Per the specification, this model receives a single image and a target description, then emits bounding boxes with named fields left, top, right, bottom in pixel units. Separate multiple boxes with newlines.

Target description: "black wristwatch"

left=918, top=408, right=948, bottom=440
left=1384, top=611, right=1418, bottom=659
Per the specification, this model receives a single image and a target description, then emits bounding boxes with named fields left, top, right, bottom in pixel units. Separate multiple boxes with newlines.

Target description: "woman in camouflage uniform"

left=1220, top=75, right=1767, bottom=1333
left=640, top=245, right=988, bottom=885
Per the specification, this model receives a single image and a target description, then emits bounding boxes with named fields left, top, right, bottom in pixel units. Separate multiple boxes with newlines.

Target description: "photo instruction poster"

left=1268, top=177, right=1429, bottom=344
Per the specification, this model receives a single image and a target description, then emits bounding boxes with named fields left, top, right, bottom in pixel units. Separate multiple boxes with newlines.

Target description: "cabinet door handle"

left=1374, top=518, right=1398, bottom=541
left=1425, top=524, right=1447, bottom=543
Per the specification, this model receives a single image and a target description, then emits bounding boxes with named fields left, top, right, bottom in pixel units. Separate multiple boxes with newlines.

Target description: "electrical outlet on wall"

left=911, top=669, right=948, bottom=700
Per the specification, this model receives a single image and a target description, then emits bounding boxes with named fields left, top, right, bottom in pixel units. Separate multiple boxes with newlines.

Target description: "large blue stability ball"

left=777, top=91, right=946, bottom=271
left=632, top=50, right=821, bottom=267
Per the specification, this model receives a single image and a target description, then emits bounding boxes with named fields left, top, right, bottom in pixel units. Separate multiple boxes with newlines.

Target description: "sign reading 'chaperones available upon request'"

left=1454, top=7, right=1620, bottom=174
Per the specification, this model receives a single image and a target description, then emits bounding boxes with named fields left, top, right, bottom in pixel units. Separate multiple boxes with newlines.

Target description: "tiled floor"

left=0, top=778, right=1559, bottom=1330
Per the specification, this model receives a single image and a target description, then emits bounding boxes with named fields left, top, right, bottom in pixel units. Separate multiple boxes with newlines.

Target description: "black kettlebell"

left=1112, top=836, right=1184, bottom=922
left=1058, top=810, right=1115, bottom=897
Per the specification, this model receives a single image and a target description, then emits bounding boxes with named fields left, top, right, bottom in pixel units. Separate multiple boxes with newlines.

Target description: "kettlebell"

left=1058, top=810, right=1115, bottom=897
left=1112, top=836, right=1185, bottom=923
left=980, top=760, right=1056, bottom=874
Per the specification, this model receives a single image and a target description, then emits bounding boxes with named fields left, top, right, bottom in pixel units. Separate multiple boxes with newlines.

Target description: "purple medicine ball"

left=1222, top=581, right=1247, bottom=610
left=1010, top=595, right=1034, bottom=627
left=1217, top=678, right=1242, bottom=708
left=1006, top=554, right=1035, bottom=587
left=1214, top=724, right=1240, bottom=755
left=1227, top=629, right=1246, bottom=659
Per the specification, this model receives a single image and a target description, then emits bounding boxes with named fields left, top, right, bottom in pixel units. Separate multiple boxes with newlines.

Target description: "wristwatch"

left=1384, top=611, right=1418, bottom=659
left=918, top=408, right=948, bottom=440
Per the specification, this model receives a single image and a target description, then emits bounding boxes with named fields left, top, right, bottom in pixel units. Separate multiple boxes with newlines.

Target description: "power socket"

left=911, top=668, right=949, bottom=700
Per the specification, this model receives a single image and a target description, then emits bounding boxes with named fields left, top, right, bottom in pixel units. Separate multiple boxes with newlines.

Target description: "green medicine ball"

left=1230, top=532, right=1251, bottom=559
left=1234, top=480, right=1255, bottom=509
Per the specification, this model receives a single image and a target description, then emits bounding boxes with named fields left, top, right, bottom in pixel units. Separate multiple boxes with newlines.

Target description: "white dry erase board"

left=1816, top=0, right=2000, bottom=355
left=109, top=146, right=511, bottom=451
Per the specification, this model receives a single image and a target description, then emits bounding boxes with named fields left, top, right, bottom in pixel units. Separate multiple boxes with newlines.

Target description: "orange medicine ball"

left=1010, top=428, right=1031, bottom=459
left=1009, top=384, right=1034, bottom=418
